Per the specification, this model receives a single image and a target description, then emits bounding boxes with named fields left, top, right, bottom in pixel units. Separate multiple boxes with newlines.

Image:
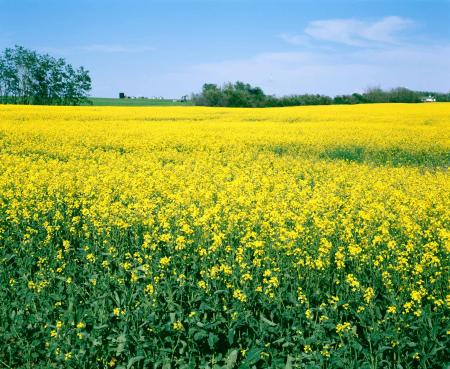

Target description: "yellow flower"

left=76, top=322, right=85, bottom=329
left=159, top=256, right=171, bottom=267
left=130, top=272, right=139, bottom=283
left=411, top=290, right=422, bottom=302
left=233, top=289, right=247, bottom=302
left=364, top=287, right=375, bottom=304
left=144, top=283, right=154, bottom=295
left=403, top=301, right=413, bottom=314
left=346, top=274, right=360, bottom=291
left=62, top=240, right=70, bottom=251
left=336, top=322, right=352, bottom=334
left=387, top=306, right=397, bottom=314
left=297, top=288, right=308, bottom=304
left=86, top=253, right=95, bottom=263
left=108, top=357, right=117, bottom=367
left=172, top=320, right=184, bottom=331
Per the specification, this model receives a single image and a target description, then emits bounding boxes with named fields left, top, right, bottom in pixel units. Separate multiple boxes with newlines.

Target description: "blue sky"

left=1, top=0, right=449, bottom=98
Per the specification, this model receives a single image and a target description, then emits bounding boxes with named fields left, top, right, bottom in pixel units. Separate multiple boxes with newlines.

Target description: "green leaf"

left=285, top=356, right=294, bottom=369
left=225, top=349, right=238, bottom=369
left=193, top=330, right=208, bottom=341
left=116, top=333, right=127, bottom=356
left=227, top=329, right=235, bottom=345
left=260, top=314, right=277, bottom=327
left=243, top=348, right=262, bottom=365
left=208, top=333, right=219, bottom=349
left=127, top=356, right=144, bottom=369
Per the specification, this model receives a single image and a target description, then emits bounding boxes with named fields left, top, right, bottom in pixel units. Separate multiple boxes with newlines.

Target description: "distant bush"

left=191, top=82, right=332, bottom=108
left=0, top=45, right=91, bottom=105
left=192, top=82, right=450, bottom=107
left=192, top=82, right=267, bottom=107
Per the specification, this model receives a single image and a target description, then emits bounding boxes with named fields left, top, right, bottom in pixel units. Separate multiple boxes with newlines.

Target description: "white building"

left=422, top=95, right=436, bottom=102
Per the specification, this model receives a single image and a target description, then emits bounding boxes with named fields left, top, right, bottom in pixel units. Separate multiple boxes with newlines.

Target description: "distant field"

left=87, top=97, right=191, bottom=106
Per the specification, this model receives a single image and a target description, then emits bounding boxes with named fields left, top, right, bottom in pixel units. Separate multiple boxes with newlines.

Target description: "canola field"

left=0, top=103, right=449, bottom=369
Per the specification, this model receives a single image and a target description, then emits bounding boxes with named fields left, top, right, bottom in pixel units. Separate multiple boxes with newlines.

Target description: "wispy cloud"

left=80, top=44, right=155, bottom=53
left=281, top=16, right=414, bottom=47
left=279, top=32, right=310, bottom=46
left=166, top=42, right=450, bottom=96
left=39, top=44, right=155, bottom=55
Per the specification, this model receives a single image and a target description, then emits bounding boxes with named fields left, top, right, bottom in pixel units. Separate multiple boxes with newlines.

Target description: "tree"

left=191, top=81, right=268, bottom=107
left=388, top=87, right=421, bottom=103
left=201, top=83, right=223, bottom=106
left=191, top=81, right=449, bottom=107
left=0, top=45, right=91, bottom=105
left=363, top=86, right=386, bottom=103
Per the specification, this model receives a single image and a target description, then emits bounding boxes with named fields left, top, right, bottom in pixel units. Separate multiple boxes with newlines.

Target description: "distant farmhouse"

left=422, top=95, right=436, bottom=102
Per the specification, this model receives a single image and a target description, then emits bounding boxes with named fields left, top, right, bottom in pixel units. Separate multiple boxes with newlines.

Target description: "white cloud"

left=164, top=43, right=450, bottom=96
left=282, top=16, right=414, bottom=47
left=38, top=44, right=154, bottom=54
left=279, top=32, right=310, bottom=46
left=80, top=44, right=155, bottom=53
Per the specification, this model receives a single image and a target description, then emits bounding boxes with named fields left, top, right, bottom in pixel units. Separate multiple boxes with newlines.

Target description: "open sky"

left=1, top=0, right=449, bottom=98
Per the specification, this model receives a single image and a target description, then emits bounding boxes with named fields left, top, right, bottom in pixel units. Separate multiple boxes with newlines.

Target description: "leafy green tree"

left=0, top=45, right=91, bottom=105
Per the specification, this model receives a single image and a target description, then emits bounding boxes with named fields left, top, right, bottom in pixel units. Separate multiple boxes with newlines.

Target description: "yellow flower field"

left=0, top=103, right=449, bottom=368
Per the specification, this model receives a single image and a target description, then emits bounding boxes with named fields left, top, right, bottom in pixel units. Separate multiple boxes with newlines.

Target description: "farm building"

left=422, top=95, right=436, bottom=102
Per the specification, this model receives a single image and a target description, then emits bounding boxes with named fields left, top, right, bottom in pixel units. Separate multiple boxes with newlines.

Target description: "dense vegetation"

left=191, top=82, right=450, bottom=107
left=0, top=46, right=91, bottom=105
left=0, top=104, right=449, bottom=368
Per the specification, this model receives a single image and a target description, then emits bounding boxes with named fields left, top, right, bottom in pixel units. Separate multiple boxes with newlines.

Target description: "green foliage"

left=192, top=82, right=450, bottom=107
left=192, top=82, right=333, bottom=108
left=334, top=87, right=450, bottom=105
left=192, top=82, right=268, bottom=107
left=0, top=45, right=91, bottom=105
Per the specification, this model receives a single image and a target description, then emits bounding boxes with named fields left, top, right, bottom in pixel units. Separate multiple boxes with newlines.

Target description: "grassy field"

left=0, top=103, right=449, bottom=368
left=87, top=97, right=192, bottom=106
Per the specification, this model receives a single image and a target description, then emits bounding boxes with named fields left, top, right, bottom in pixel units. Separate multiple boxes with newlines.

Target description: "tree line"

left=0, top=46, right=91, bottom=105
left=191, top=82, right=450, bottom=108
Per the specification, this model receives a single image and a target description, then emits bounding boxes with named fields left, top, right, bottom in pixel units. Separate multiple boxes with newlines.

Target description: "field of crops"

left=0, top=103, right=449, bottom=368
left=87, top=98, right=191, bottom=107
